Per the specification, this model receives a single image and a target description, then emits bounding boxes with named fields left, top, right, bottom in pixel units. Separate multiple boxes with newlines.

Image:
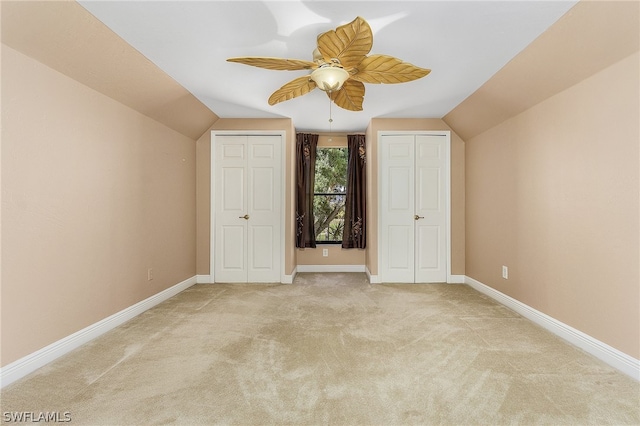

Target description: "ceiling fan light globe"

left=310, top=66, right=349, bottom=92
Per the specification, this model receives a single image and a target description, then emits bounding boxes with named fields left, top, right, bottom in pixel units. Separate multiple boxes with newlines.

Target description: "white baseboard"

left=282, top=268, right=296, bottom=284
left=196, top=275, right=212, bottom=284
left=448, top=274, right=466, bottom=284
left=197, top=274, right=295, bottom=284
left=465, top=276, right=640, bottom=381
left=0, top=276, right=197, bottom=388
left=366, top=272, right=464, bottom=284
left=296, top=264, right=366, bottom=273
left=366, top=267, right=381, bottom=284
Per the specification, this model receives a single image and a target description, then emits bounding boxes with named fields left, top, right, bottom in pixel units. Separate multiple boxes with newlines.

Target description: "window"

left=314, top=147, right=348, bottom=243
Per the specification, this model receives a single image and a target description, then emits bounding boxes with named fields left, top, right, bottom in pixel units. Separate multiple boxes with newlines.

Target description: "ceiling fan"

left=227, top=16, right=431, bottom=112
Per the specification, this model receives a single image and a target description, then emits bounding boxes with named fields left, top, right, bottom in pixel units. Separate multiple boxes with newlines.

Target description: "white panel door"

left=246, top=139, right=281, bottom=282
left=415, top=135, right=447, bottom=282
left=214, top=135, right=281, bottom=283
left=380, top=135, right=415, bottom=282
left=215, top=137, right=247, bottom=282
left=380, top=133, right=448, bottom=283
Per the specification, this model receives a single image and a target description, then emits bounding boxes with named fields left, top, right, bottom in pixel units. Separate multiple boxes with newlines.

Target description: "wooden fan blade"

left=349, top=54, right=431, bottom=84
left=268, top=76, right=317, bottom=105
left=328, top=80, right=365, bottom=111
left=227, top=57, right=318, bottom=71
left=317, top=17, right=372, bottom=68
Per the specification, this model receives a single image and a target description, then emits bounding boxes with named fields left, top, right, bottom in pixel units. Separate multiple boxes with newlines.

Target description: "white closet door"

left=214, top=135, right=281, bottom=283
left=215, top=136, right=247, bottom=282
left=415, top=135, right=447, bottom=283
left=380, top=133, right=448, bottom=283
left=380, top=135, right=416, bottom=282
left=246, top=138, right=281, bottom=282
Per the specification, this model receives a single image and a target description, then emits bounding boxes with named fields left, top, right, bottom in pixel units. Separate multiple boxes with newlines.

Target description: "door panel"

left=416, top=225, right=440, bottom=269
left=388, top=226, right=413, bottom=281
left=389, top=167, right=412, bottom=210
left=215, top=136, right=247, bottom=282
left=249, top=226, right=274, bottom=270
left=222, top=168, right=244, bottom=211
left=380, top=135, right=416, bottom=283
left=415, top=135, right=447, bottom=282
left=221, top=225, right=245, bottom=269
left=223, top=143, right=244, bottom=159
left=218, top=224, right=247, bottom=283
left=251, top=168, right=274, bottom=211
left=247, top=137, right=280, bottom=282
left=251, top=143, right=274, bottom=159
left=417, top=168, right=440, bottom=211
left=214, top=134, right=281, bottom=283
left=380, top=133, right=448, bottom=283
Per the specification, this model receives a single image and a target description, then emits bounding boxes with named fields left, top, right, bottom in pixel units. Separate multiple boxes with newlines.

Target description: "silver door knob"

left=414, top=215, right=424, bottom=220
left=239, top=214, right=249, bottom=220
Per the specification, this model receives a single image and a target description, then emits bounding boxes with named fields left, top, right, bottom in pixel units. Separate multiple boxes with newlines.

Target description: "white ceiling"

left=78, top=1, right=578, bottom=133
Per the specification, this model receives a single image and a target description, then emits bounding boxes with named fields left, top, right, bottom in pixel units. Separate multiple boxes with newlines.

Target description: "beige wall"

left=464, top=51, right=639, bottom=358
left=1, top=1, right=217, bottom=141
left=1, top=45, right=197, bottom=366
left=195, top=118, right=296, bottom=278
left=445, top=0, right=640, bottom=361
left=365, top=118, right=466, bottom=277
left=444, top=1, right=639, bottom=142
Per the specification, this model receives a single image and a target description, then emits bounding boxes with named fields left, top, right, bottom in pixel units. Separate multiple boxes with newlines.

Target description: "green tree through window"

left=314, top=148, right=347, bottom=243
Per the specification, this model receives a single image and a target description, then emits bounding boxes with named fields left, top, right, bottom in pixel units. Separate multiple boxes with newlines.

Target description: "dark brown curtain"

left=295, top=133, right=318, bottom=248
left=342, top=134, right=366, bottom=249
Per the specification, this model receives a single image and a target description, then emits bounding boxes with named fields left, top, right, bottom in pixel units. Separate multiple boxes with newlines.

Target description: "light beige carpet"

left=2, top=273, right=639, bottom=425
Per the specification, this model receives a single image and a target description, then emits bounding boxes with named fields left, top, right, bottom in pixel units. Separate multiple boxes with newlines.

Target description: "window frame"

left=313, top=147, right=348, bottom=244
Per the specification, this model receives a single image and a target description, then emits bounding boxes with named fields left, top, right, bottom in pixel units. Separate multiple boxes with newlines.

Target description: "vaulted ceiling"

left=5, top=1, right=636, bottom=139
left=75, top=1, right=578, bottom=133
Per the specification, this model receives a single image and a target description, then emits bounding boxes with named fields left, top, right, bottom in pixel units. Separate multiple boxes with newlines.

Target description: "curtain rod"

left=316, top=132, right=365, bottom=137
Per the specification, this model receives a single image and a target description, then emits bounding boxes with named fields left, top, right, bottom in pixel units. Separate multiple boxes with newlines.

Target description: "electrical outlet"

left=322, top=248, right=328, bottom=257
left=502, top=266, right=508, bottom=279
left=147, top=268, right=153, bottom=281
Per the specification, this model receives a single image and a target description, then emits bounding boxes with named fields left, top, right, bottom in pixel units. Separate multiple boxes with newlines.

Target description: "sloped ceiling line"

left=1, top=1, right=218, bottom=140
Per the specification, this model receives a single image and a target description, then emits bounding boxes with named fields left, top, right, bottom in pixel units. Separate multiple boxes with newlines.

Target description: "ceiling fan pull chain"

left=328, top=95, right=333, bottom=132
